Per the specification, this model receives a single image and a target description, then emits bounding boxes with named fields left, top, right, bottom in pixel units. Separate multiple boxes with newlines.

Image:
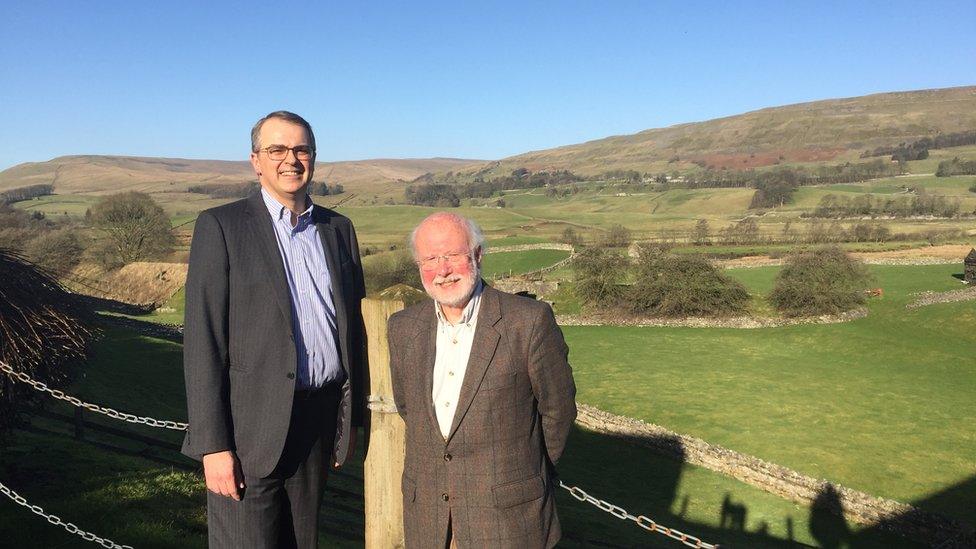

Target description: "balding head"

left=409, top=212, right=486, bottom=261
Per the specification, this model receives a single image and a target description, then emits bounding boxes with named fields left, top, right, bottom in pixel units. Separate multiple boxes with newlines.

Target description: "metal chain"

left=0, top=480, right=134, bottom=548
left=559, top=481, right=720, bottom=548
left=0, top=360, right=188, bottom=431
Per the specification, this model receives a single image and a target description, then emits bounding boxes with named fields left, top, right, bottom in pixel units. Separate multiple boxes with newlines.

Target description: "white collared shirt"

left=431, top=282, right=483, bottom=438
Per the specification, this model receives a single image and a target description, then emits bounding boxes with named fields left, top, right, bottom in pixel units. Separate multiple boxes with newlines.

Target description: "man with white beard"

left=387, top=212, right=577, bottom=548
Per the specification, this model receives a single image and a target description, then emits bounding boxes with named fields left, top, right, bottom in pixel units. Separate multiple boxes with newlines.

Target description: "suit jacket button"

left=443, top=453, right=452, bottom=462
left=287, top=372, right=295, bottom=379
left=441, top=493, right=449, bottom=502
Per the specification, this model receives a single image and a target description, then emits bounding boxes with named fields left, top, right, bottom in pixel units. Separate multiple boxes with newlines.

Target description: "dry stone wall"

left=575, top=403, right=974, bottom=546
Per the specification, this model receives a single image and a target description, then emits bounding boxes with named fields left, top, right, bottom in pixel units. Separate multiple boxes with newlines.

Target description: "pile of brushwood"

left=0, top=249, right=95, bottom=434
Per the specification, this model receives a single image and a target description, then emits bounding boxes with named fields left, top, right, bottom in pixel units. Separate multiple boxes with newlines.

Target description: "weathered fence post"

left=363, top=284, right=426, bottom=549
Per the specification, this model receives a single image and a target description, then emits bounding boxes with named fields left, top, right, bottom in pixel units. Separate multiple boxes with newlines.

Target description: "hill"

left=0, top=155, right=484, bottom=196
left=463, top=86, right=976, bottom=177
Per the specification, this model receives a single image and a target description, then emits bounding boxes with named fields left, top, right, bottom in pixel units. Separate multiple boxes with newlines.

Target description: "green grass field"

left=564, top=264, right=976, bottom=525
left=482, top=249, right=571, bottom=279
left=0, top=326, right=915, bottom=547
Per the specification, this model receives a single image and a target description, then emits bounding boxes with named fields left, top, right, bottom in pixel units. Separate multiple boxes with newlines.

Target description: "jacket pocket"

left=402, top=474, right=417, bottom=503
left=492, top=474, right=544, bottom=509
left=485, top=371, right=517, bottom=390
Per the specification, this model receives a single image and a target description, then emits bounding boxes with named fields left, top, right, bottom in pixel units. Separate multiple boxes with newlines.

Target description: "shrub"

left=362, top=250, right=422, bottom=294
left=629, top=245, right=749, bottom=317
left=572, top=248, right=628, bottom=307
left=559, top=227, right=583, bottom=247
left=602, top=224, right=632, bottom=248
left=769, top=247, right=873, bottom=317
left=25, top=230, right=85, bottom=274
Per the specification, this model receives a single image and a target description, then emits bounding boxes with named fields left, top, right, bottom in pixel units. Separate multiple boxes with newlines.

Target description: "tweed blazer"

left=181, top=193, right=366, bottom=478
left=388, top=285, right=577, bottom=549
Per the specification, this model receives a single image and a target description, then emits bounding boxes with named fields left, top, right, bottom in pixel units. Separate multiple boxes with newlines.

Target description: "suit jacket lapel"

left=244, top=194, right=294, bottom=336
left=313, top=208, right=350, bottom=374
left=447, top=285, right=501, bottom=442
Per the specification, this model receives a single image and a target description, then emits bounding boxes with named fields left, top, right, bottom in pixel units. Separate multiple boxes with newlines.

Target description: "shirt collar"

left=435, top=279, right=484, bottom=327
left=260, top=187, right=314, bottom=223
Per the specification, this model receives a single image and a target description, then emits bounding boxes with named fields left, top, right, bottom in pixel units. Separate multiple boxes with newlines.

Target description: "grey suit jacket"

left=181, top=193, right=366, bottom=478
left=389, top=285, right=577, bottom=549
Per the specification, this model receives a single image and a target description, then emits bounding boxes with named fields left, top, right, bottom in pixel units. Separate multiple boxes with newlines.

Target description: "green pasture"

left=564, top=263, right=976, bottom=525
left=481, top=249, right=571, bottom=279
left=0, top=326, right=914, bottom=547
left=486, top=235, right=551, bottom=246
left=11, top=193, right=97, bottom=218
left=337, top=205, right=533, bottom=247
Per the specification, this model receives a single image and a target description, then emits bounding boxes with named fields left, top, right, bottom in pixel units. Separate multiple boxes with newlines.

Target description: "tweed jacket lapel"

left=244, top=193, right=294, bottom=336
left=416, top=301, right=442, bottom=437
left=447, top=284, right=502, bottom=442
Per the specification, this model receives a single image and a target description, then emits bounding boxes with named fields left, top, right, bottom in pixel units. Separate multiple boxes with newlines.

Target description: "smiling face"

left=413, top=214, right=482, bottom=312
left=249, top=117, right=315, bottom=206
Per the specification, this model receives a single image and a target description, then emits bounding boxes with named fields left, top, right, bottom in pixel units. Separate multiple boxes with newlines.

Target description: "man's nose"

left=283, top=148, right=301, bottom=164
left=435, top=258, right=453, bottom=276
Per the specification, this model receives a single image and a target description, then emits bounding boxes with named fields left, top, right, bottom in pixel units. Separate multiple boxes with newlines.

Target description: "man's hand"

left=333, top=427, right=357, bottom=469
left=203, top=450, right=245, bottom=501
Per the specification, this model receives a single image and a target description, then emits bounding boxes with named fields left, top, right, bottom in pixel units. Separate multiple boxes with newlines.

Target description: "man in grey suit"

left=182, top=111, right=366, bottom=548
left=388, top=212, right=577, bottom=548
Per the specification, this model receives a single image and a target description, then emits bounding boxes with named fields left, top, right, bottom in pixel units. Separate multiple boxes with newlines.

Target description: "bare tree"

left=88, top=192, right=175, bottom=267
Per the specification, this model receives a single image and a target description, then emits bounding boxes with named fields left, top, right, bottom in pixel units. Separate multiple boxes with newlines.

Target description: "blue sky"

left=1, top=1, right=974, bottom=170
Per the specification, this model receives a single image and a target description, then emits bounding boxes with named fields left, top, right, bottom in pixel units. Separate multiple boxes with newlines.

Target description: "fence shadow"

left=850, top=475, right=976, bottom=548
left=556, top=426, right=818, bottom=548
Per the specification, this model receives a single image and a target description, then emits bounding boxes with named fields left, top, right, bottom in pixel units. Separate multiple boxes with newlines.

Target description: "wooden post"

left=363, top=284, right=426, bottom=549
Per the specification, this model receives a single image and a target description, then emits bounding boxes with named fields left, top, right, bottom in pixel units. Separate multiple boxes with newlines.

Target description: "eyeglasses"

left=417, top=252, right=472, bottom=270
left=257, top=145, right=315, bottom=161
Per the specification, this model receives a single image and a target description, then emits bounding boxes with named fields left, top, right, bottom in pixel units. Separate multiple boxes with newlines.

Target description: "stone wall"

left=575, top=403, right=974, bottom=546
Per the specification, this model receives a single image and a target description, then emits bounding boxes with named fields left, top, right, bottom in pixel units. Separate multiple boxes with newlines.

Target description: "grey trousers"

left=207, top=383, right=341, bottom=549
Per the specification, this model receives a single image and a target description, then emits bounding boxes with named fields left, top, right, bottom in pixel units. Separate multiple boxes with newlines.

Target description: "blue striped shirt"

left=261, top=188, right=343, bottom=389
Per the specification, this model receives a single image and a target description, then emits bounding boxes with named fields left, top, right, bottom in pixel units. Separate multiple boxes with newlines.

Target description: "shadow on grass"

left=75, top=294, right=155, bottom=316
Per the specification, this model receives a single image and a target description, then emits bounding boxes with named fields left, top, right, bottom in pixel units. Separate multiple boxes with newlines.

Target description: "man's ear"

left=249, top=152, right=262, bottom=176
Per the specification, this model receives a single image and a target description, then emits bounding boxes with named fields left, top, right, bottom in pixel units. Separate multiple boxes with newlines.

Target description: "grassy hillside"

left=465, top=86, right=976, bottom=177
left=0, top=155, right=483, bottom=199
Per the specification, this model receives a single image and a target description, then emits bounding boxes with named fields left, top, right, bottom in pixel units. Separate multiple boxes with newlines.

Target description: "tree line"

left=0, top=184, right=54, bottom=204
left=187, top=180, right=344, bottom=199
left=404, top=169, right=580, bottom=206
left=808, top=192, right=965, bottom=219
left=861, top=130, right=976, bottom=162
left=935, top=157, right=976, bottom=177
left=0, top=191, right=177, bottom=275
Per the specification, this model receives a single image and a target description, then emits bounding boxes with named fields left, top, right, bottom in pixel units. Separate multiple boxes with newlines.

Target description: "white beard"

left=424, top=265, right=479, bottom=309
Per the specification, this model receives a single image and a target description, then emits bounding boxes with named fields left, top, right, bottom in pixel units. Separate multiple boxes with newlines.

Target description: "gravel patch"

left=907, top=286, right=976, bottom=309
left=556, top=308, right=867, bottom=329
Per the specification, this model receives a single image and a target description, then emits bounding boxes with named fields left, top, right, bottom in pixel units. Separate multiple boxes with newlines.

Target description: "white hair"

left=409, top=212, right=486, bottom=260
